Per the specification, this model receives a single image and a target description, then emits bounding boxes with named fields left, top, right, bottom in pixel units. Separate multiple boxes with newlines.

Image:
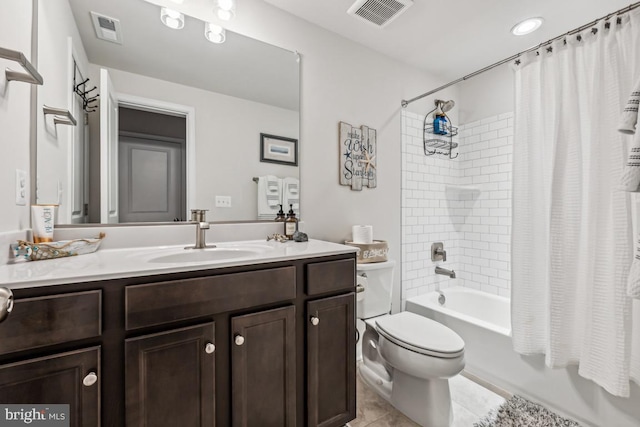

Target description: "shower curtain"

left=511, top=11, right=640, bottom=397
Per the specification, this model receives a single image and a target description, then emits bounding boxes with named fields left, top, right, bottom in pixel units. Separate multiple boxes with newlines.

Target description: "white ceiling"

left=263, top=0, right=632, bottom=81
left=67, top=0, right=299, bottom=110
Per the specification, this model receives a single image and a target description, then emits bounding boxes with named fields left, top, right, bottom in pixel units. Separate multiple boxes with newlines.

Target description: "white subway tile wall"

left=401, top=111, right=513, bottom=305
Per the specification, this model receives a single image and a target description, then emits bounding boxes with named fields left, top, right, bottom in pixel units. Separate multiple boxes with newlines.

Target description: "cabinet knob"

left=82, top=372, right=98, bottom=387
left=205, top=343, right=216, bottom=354
left=234, top=335, right=245, bottom=346
left=0, top=287, right=13, bottom=323
left=310, top=316, right=320, bottom=326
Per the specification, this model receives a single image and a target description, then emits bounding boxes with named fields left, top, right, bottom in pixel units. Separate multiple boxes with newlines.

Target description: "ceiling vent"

left=90, top=11, right=123, bottom=44
left=347, top=0, right=413, bottom=28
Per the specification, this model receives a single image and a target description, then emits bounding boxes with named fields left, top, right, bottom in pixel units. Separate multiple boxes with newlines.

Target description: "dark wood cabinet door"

left=307, top=293, right=356, bottom=427
left=0, top=346, right=100, bottom=427
left=231, top=306, right=296, bottom=427
left=125, top=323, right=215, bottom=427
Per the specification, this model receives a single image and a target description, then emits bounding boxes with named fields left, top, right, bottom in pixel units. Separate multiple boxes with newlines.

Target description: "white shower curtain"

left=511, top=11, right=640, bottom=397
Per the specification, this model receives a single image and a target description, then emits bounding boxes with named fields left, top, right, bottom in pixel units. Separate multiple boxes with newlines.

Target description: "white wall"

left=458, top=62, right=514, bottom=124
left=0, top=1, right=33, bottom=233
left=87, top=65, right=299, bottom=222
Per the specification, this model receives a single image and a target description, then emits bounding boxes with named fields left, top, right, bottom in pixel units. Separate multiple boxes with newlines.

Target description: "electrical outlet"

left=15, top=169, right=27, bottom=206
left=215, top=196, right=232, bottom=208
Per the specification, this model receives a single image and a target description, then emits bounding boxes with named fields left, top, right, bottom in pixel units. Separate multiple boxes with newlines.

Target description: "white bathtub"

left=405, top=286, right=640, bottom=427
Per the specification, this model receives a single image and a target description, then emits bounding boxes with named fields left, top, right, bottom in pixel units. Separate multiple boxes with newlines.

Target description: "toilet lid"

left=375, top=312, right=464, bottom=358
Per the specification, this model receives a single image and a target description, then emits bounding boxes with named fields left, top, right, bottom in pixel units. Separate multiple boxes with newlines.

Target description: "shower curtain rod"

left=401, top=1, right=640, bottom=108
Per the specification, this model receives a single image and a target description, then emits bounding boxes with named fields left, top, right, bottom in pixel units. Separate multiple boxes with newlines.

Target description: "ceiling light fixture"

left=168, top=0, right=185, bottom=4
left=511, top=17, right=544, bottom=36
left=215, top=0, right=236, bottom=21
left=160, top=7, right=185, bottom=29
left=205, top=22, right=226, bottom=43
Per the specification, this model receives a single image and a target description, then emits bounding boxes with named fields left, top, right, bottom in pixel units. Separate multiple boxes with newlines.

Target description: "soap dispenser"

left=284, top=204, right=297, bottom=240
left=275, top=204, right=286, bottom=222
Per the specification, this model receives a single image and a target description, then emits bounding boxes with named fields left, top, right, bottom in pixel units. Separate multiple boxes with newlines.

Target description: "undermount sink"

left=147, top=243, right=274, bottom=264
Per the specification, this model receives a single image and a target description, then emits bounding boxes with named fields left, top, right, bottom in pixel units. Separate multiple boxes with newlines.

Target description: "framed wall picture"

left=260, top=133, right=298, bottom=166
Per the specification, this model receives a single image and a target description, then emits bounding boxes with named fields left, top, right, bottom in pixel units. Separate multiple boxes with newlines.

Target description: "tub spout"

left=435, top=266, right=456, bottom=278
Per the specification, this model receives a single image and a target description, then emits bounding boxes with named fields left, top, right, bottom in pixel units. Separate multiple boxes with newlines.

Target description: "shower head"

left=435, top=99, right=455, bottom=113
left=441, top=100, right=455, bottom=112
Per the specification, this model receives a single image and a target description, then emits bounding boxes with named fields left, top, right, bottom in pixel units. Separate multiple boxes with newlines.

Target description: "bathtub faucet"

left=435, top=266, right=456, bottom=278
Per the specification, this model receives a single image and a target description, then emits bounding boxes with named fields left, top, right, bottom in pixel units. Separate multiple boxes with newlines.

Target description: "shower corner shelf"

left=424, top=123, right=458, bottom=159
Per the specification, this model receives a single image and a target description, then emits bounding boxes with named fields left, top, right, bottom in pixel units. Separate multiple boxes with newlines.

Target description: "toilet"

left=357, top=260, right=465, bottom=427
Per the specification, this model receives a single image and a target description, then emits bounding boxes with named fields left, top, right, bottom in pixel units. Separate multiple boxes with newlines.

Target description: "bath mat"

left=474, top=395, right=581, bottom=427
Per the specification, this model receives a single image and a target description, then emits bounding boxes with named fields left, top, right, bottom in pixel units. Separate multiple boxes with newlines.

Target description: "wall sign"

left=339, top=122, right=377, bottom=190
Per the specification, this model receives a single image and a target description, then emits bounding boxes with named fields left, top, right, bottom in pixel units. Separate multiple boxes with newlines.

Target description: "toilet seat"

left=375, top=312, right=464, bottom=359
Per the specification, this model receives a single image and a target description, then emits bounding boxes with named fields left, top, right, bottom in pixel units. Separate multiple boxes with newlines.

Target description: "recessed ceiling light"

left=205, top=22, right=226, bottom=43
left=160, top=7, right=185, bottom=29
left=511, top=17, right=544, bottom=36
left=215, top=0, right=236, bottom=21
left=168, top=0, right=185, bottom=4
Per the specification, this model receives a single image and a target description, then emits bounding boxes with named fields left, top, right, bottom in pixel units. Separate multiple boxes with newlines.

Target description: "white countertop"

left=0, top=239, right=357, bottom=290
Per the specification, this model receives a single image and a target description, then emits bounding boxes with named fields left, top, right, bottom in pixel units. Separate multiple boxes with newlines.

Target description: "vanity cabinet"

left=0, top=252, right=356, bottom=427
left=0, top=290, right=102, bottom=426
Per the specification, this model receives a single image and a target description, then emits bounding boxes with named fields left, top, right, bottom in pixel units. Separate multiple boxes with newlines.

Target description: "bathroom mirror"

left=36, top=0, right=300, bottom=224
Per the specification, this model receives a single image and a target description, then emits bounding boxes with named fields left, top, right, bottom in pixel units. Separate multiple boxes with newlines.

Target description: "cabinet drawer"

left=0, top=290, right=102, bottom=355
left=306, top=259, right=355, bottom=296
left=126, top=266, right=296, bottom=330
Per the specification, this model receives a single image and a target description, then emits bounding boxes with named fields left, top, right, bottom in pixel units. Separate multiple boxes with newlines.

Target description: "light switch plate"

left=15, top=169, right=27, bottom=206
left=215, top=196, right=232, bottom=208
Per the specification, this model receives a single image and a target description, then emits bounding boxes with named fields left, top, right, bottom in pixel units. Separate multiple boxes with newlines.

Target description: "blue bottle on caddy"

left=433, top=114, right=449, bottom=135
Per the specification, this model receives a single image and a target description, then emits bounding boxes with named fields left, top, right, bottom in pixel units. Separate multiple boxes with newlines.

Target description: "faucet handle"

left=431, top=242, right=446, bottom=262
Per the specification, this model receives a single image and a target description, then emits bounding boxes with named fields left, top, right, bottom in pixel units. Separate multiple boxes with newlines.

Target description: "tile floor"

left=349, top=370, right=508, bottom=427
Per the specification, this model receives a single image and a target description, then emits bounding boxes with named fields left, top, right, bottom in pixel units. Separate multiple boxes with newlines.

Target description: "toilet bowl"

left=356, top=261, right=465, bottom=427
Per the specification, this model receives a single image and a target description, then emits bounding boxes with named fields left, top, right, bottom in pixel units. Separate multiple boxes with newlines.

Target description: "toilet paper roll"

left=352, top=225, right=373, bottom=244
left=356, top=274, right=367, bottom=302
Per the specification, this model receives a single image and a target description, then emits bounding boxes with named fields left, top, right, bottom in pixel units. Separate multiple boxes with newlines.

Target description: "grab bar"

left=0, top=46, right=43, bottom=85
left=43, top=105, right=77, bottom=127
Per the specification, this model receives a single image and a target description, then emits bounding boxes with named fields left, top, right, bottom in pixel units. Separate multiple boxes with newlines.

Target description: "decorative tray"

left=13, top=233, right=106, bottom=261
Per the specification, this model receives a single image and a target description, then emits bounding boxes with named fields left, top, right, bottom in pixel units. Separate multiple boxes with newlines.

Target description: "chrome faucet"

left=435, top=266, right=456, bottom=278
left=186, top=209, right=215, bottom=249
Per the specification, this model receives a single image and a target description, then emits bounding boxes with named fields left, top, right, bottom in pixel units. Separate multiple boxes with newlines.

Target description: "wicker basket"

left=344, top=240, right=388, bottom=263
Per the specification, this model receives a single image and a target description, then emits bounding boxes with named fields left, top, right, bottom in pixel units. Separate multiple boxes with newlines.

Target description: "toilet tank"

left=357, top=260, right=395, bottom=319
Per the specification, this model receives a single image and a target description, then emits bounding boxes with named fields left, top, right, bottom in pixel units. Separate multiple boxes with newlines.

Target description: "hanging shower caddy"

left=423, top=122, right=458, bottom=158
left=422, top=99, right=458, bottom=159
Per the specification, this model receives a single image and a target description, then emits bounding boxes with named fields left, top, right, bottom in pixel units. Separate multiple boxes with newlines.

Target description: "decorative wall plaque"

left=339, top=122, right=377, bottom=191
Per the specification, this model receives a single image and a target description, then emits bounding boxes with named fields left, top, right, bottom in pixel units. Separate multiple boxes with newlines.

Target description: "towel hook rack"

left=0, top=46, right=43, bottom=85
left=43, top=105, right=77, bottom=127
